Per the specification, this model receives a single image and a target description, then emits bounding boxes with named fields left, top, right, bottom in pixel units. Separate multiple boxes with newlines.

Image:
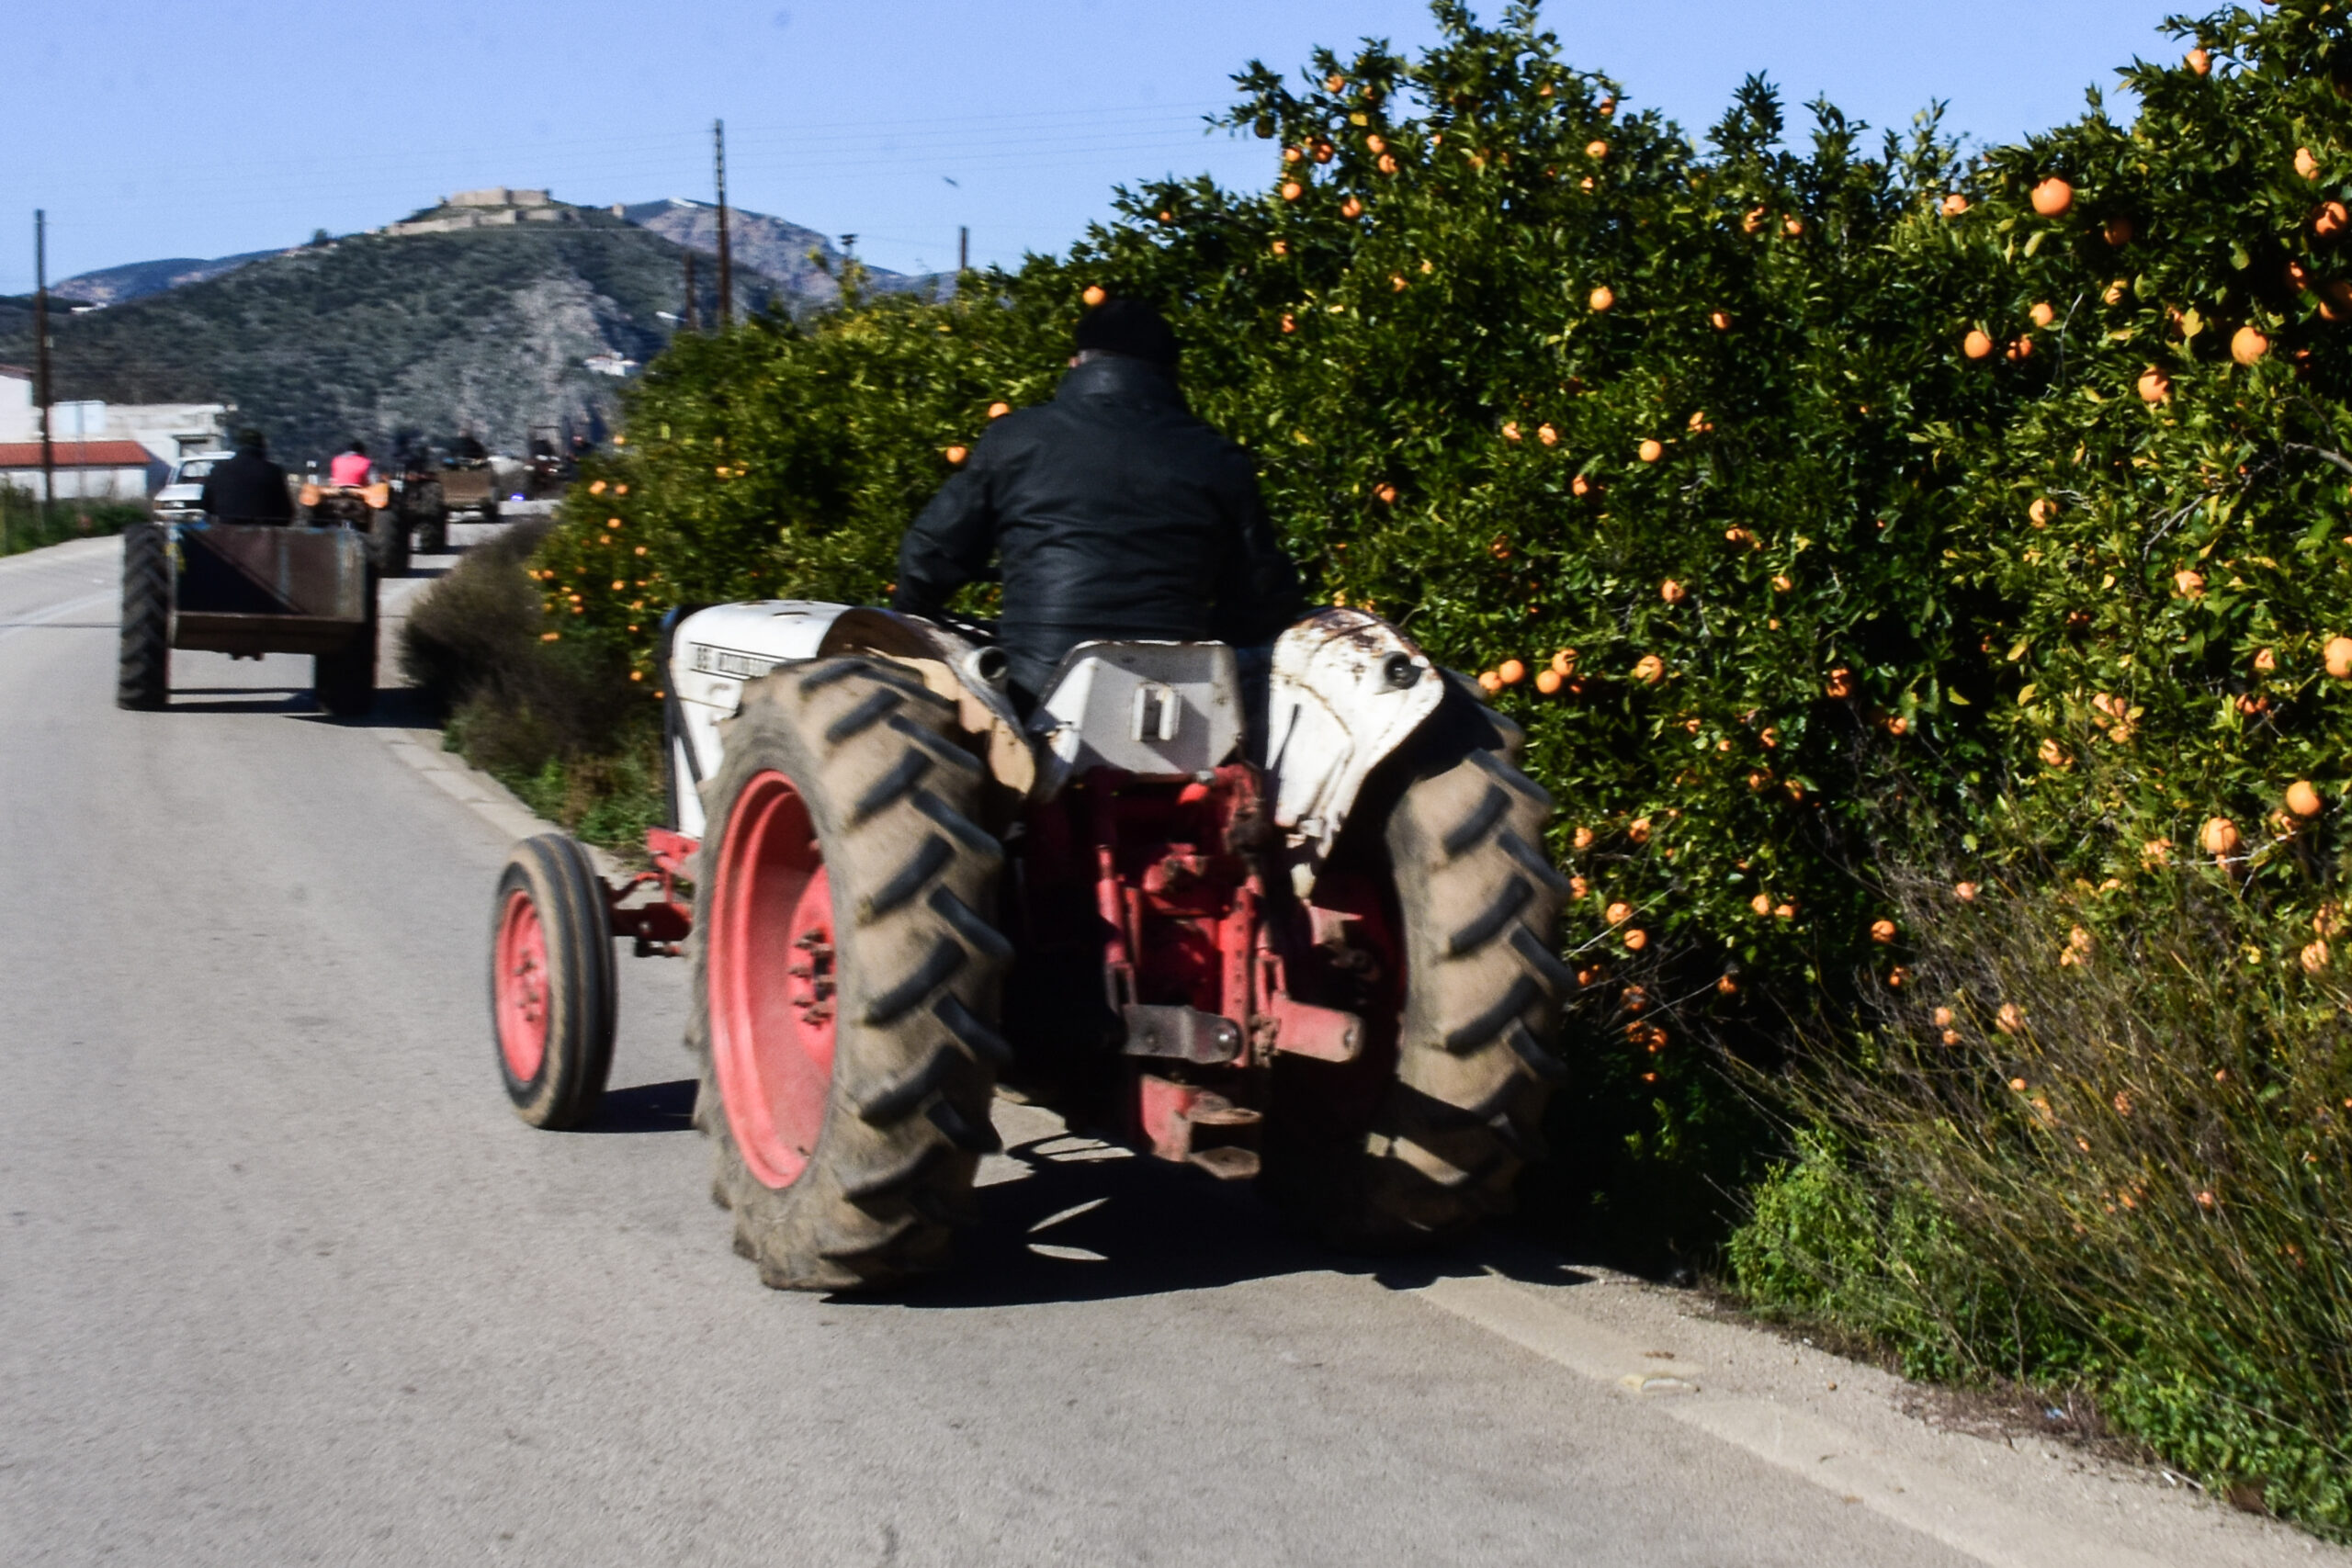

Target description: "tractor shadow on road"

left=161, top=687, right=439, bottom=728
left=584, top=1077, right=697, bottom=1134
left=288, top=687, right=441, bottom=729
left=164, top=688, right=315, bottom=714
left=872, top=1130, right=1600, bottom=1311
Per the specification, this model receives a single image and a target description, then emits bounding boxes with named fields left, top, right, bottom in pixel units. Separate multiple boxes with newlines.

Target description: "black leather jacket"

left=891, top=355, right=1303, bottom=698
left=198, top=451, right=294, bottom=525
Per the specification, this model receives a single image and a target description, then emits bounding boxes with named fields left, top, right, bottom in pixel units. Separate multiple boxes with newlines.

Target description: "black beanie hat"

left=1072, top=297, right=1178, bottom=367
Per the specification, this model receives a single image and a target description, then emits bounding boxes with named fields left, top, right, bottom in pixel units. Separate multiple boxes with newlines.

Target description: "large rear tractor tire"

left=492, top=834, right=617, bottom=1129
left=117, top=523, right=170, bottom=711
left=417, top=502, right=448, bottom=555
left=690, top=657, right=1010, bottom=1292
left=313, top=569, right=379, bottom=717
left=1274, top=684, right=1570, bottom=1246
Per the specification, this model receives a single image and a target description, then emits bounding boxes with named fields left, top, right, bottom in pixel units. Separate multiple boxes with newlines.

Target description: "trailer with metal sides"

left=116, top=521, right=378, bottom=716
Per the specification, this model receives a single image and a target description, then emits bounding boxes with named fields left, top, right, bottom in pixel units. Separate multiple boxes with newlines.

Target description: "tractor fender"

left=1262, top=608, right=1447, bottom=898
left=665, top=601, right=852, bottom=835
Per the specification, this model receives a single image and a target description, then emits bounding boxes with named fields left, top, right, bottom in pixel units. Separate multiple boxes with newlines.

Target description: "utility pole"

left=683, top=250, right=698, bottom=332
left=712, top=119, right=732, bottom=328
left=958, top=225, right=968, bottom=273
left=34, top=209, right=55, bottom=518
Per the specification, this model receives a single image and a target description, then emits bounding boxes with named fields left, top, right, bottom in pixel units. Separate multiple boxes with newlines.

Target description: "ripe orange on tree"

left=2030, top=176, right=2074, bottom=216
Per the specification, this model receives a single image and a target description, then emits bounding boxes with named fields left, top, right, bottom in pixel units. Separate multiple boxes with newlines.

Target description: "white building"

left=0, top=365, right=231, bottom=497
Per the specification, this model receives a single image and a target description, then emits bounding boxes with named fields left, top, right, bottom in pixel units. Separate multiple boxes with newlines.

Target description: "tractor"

left=488, top=603, right=1568, bottom=1290
left=116, top=520, right=378, bottom=716
left=300, top=478, right=410, bottom=578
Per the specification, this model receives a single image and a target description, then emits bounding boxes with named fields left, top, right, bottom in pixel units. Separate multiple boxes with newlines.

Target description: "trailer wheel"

left=313, top=570, right=378, bottom=717
left=492, top=834, right=616, bottom=1129
left=117, top=523, right=170, bottom=711
left=688, top=658, right=1008, bottom=1292
left=369, top=509, right=411, bottom=578
left=1270, top=684, right=1569, bottom=1247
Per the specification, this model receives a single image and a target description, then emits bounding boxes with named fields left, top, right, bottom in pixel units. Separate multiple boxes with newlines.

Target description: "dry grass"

left=1734, top=863, right=2352, bottom=1533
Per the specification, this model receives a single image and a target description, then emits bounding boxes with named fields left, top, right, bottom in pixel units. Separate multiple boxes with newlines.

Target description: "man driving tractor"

left=198, top=429, right=294, bottom=525
left=890, top=297, right=1305, bottom=705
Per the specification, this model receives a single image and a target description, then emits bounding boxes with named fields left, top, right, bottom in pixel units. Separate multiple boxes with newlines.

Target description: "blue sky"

left=3, top=0, right=2187, bottom=291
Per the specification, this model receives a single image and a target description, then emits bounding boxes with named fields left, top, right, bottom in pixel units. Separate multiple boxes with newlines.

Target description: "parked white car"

left=151, top=452, right=228, bottom=522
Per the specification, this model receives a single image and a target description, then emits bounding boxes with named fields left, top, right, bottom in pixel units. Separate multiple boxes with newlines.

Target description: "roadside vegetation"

left=403, top=1, right=2352, bottom=1530
left=398, top=519, right=662, bottom=849
left=0, top=492, right=141, bottom=558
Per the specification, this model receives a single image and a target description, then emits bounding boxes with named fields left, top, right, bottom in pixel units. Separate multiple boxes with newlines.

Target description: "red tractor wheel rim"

left=709, top=771, right=839, bottom=1190
left=494, top=888, right=551, bottom=1082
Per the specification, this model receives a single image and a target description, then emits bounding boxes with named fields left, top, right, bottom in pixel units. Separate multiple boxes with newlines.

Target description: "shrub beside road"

left=409, top=2, right=2352, bottom=1531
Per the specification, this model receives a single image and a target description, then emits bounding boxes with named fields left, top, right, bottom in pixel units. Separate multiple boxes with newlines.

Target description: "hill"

left=52, top=249, right=290, bottom=307
left=50, top=197, right=916, bottom=310
left=621, top=198, right=848, bottom=305
left=0, top=196, right=950, bottom=462
left=0, top=220, right=722, bottom=460
left=5, top=192, right=949, bottom=460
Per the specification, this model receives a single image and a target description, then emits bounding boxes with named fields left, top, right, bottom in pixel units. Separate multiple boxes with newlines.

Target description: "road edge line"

left=1408, top=1273, right=2182, bottom=1568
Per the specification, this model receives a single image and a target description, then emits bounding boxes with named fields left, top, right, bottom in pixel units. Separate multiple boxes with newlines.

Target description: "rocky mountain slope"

left=4, top=198, right=943, bottom=462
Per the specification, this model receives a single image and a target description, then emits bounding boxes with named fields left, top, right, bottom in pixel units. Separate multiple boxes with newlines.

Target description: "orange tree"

left=533, top=0, right=2352, bottom=1389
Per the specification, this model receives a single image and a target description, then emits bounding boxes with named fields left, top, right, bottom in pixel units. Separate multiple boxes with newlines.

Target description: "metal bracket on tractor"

left=602, top=826, right=698, bottom=956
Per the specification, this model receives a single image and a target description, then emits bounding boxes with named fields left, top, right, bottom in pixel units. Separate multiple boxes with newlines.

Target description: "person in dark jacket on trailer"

left=891, top=297, right=1304, bottom=705
left=198, top=429, right=294, bottom=525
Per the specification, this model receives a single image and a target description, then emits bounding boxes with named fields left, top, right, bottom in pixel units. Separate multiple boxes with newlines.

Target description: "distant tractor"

left=392, top=461, right=448, bottom=554
left=490, top=602, right=1567, bottom=1292
left=300, top=478, right=409, bottom=578
left=438, top=459, right=501, bottom=526
left=117, top=521, right=378, bottom=716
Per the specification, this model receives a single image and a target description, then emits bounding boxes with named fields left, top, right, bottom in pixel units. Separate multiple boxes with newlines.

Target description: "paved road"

left=0, top=538, right=2316, bottom=1567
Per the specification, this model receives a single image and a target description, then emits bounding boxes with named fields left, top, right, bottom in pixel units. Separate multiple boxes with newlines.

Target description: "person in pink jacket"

left=328, top=441, right=373, bottom=487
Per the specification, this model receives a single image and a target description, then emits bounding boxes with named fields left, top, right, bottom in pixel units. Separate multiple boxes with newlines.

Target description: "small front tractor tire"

left=117, top=523, right=170, bottom=711
left=1280, top=687, right=1570, bottom=1246
left=492, top=834, right=617, bottom=1129
left=689, top=657, right=1009, bottom=1292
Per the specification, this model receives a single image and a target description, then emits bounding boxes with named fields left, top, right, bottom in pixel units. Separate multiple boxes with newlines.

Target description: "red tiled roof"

left=0, top=440, right=157, bottom=467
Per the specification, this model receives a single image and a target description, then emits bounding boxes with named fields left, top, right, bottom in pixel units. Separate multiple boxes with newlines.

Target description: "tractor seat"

left=1027, top=641, right=1244, bottom=786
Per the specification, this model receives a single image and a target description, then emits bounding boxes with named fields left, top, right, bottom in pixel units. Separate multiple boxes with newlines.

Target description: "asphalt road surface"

left=0, top=537, right=2325, bottom=1567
